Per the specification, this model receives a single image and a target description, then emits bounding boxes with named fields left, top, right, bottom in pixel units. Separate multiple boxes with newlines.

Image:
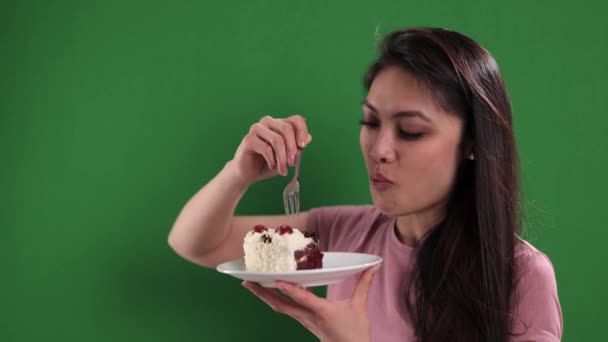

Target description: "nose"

left=369, top=129, right=397, bottom=164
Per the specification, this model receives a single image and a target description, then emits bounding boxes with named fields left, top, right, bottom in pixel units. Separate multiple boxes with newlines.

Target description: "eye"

left=398, top=130, right=425, bottom=140
left=359, top=119, right=380, bottom=128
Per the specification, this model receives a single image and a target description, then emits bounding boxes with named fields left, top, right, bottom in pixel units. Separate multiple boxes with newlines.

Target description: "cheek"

left=412, top=123, right=463, bottom=178
left=400, top=140, right=461, bottom=199
left=359, top=130, right=365, bottom=151
left=359, top=130, right=371, bottom=159
left=425, top=143, right=460, bottom=171
left=428, top=155, right=460, bottom=189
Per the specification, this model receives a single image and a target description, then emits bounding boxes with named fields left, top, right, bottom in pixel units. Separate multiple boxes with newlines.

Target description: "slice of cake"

left=243, top=224, right=324, bottom=272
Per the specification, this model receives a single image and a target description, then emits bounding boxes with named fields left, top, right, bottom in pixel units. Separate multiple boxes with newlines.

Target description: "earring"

left=468, top=153, right=475, bottom=160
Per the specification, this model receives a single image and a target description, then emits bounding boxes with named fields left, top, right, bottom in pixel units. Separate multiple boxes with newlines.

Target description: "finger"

left=252, top=122, right=289, bottom=175
left=275, top=281, right=325, bottom=312
left=242, top=281, right=310, bottom=321
left=263, top=117, right=299, bottom=167
left=245, top=134, right=276, bottom=171
left=352, top=264, right=382, bottom=306
left=286, top=114, right=312, bottom=148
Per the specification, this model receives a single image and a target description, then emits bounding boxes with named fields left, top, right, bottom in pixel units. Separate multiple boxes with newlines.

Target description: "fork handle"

left=293, top=151, right=301, bottom=179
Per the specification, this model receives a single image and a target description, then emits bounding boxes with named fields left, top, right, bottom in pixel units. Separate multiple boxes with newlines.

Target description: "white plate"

left=216, top=252, right=383, bottom=288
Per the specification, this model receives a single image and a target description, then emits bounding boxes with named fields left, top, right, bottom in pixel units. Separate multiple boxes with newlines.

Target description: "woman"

left=168, top=27, right=563, bottom=341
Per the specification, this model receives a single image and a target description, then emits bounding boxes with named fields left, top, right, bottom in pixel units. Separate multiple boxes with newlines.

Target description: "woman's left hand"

left=242, top=264, right=381, bottom=342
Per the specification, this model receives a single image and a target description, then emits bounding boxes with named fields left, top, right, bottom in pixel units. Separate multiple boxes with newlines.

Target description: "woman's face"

left=360, top=66, right=466, bottom=218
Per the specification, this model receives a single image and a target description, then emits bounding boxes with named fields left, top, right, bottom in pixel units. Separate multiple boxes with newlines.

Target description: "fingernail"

left=290, top=155, right=295, bottom=165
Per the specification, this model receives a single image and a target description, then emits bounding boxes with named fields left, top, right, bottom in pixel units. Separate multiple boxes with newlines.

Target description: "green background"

left=2, top=0, right=606, bottom=341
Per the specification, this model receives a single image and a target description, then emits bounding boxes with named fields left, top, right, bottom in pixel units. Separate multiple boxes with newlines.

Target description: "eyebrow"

left=362, top=99, right=432, bottom=123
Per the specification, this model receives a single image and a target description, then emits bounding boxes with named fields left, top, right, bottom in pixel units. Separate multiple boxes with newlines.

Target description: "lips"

left=371, top=172, right=392, bottom=183
left=370, top=172, right=394, bottom=190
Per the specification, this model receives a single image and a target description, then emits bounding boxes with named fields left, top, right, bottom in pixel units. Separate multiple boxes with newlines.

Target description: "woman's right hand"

left=229, top=115, right=312, bottom=186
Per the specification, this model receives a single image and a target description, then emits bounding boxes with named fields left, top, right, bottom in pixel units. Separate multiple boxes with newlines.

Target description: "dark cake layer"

left=295, top=242, right=324, bottom=270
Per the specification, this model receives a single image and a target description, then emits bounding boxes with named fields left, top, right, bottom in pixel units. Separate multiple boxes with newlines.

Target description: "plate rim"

left=216, top=251, right=383, bottom=275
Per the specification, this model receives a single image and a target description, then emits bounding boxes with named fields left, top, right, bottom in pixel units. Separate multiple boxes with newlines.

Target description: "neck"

left=395, top=204, right=446, bottom=247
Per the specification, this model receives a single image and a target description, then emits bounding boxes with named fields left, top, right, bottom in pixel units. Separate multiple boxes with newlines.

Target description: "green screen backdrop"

left=2, top=0, right=606, bottom=341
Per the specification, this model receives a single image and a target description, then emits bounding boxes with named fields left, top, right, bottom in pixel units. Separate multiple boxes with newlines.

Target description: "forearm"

left=168, top=160, right=249, bottom=258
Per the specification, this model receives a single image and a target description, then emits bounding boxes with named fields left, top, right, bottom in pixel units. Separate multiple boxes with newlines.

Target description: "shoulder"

left=307, top=205, right=382, bottom=225
left=510, top=238, right=563, bottom=341
left=514, top=238, right=558, bottom=286
left=305, top=205, right=389, bottom=251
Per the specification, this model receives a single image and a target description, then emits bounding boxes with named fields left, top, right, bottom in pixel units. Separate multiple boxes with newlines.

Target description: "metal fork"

left=282, top=151, right=301, bottom=215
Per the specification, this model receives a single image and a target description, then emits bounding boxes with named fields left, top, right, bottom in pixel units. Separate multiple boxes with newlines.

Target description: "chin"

left=370, top=189, right=419, bottom=218
left=370, top=194, right=399, bottom=217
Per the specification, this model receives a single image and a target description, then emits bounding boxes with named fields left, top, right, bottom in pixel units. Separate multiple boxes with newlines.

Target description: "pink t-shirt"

left=307, top=205, right=563, bottom=342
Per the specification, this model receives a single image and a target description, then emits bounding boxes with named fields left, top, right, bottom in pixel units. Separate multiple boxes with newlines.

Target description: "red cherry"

left=252, top=224, right=268, bottom=233
left=275, top=225, right=293, bottom=235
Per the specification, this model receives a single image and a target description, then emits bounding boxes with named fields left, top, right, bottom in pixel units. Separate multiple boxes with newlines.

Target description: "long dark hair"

left=364, top=28, right=521, bottom=341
